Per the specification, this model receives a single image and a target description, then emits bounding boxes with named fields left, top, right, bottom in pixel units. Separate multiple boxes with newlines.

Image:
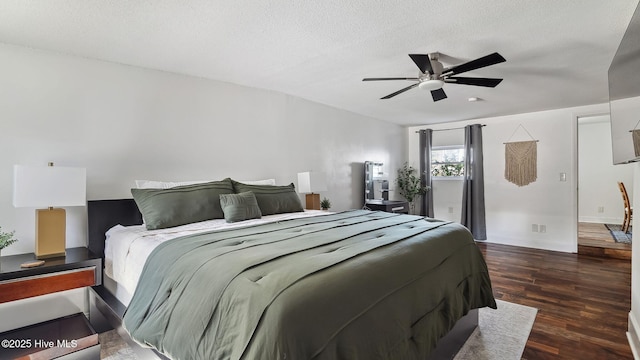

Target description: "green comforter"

left=123, top=210, right=496, bottom=360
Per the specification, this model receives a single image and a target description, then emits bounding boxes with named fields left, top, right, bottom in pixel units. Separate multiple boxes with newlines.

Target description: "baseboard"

left=483, top=237, right=576, bottom=253
left=579, top=217, right=624, bottom=224
left=628, top=311, right=640, bottom=360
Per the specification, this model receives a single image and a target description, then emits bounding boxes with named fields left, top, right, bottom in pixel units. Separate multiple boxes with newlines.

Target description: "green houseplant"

left=0, top=227, right=18, bottom=258
left=396, top=162, right=429, bottom=214
left=320, top=197, right=332, bottom=210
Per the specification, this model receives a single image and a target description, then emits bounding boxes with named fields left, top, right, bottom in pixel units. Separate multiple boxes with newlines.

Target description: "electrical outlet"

left=539, top=224, right=546, bottom=233
left=598, top=206, right=604, bottom=213
left=532, top=224, right=539, bottom=232
left=448, top=207, right=454, bottom=213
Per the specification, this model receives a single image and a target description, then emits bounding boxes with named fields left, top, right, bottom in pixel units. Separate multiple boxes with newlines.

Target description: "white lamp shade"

left=13, top=165, right=86, bottom=208
left=297, top=171, right=327, bottom=194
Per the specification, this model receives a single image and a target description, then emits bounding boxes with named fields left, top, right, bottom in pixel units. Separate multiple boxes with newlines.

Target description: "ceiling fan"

left=363, top=52, right=506, bottom=101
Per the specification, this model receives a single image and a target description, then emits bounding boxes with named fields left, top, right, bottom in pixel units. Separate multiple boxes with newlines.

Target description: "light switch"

left=559, top=173, right=567, bottom=182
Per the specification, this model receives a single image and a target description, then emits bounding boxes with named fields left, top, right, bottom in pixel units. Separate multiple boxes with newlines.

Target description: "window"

left=431, top=146, right=464, bottom=178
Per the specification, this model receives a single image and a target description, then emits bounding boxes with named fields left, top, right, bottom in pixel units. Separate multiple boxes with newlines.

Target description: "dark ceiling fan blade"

left=444, top=52, right=506, bottom=76
left=362, top=77, right=419, bottom=81
left=444, top=77, right=503, bottom=87
left=431, top=88, right=447, bottom=102
left=381, top=83, right=419, bottom=99
left=408, top=54, right=433, bottom=74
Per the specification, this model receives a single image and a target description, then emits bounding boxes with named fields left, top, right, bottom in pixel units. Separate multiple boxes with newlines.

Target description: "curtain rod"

left=414, top=124, right=486, bottom=133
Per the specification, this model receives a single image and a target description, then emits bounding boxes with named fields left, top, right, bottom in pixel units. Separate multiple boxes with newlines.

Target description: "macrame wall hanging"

left=631, top=119, right=640, bottom=157
left=504, top=124, right=539, bottom=187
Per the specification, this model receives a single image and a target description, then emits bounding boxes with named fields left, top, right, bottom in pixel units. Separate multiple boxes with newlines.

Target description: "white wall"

left=578, top=115, right=634, bottom=223
left=0, top=42, right=406, bottom=256
left=409, top=103, right=610, bottom=253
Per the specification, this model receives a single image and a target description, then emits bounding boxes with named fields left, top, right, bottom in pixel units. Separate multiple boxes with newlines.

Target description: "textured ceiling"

left=0, top=1, right=637, bottom=126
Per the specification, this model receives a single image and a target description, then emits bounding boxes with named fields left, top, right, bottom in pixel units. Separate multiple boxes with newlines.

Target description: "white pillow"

left=134, top=178, right=276, bottom=189
left=236, top=179, right=276, bottom=186
left=134, top=179, right=210, bottom=189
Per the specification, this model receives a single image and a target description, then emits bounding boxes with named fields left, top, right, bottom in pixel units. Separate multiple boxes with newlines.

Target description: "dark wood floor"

left=578, top=222, right=631, bottom=260
left=477, top=242, right=632, bottom=359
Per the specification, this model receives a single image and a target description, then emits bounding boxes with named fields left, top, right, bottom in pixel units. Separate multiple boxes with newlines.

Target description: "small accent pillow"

left=231, top=180, right=304, bottom=216
left=219, top=192, right=262, bottom=223
left=131, top=178, right=234, bottom=230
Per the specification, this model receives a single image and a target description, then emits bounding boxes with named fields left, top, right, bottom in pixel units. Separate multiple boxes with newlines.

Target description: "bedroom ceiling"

left=0, top=0, right=637, bottom=126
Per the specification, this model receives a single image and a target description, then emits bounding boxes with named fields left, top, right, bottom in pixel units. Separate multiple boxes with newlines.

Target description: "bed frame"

left=87, top=199, right=478, bottom=360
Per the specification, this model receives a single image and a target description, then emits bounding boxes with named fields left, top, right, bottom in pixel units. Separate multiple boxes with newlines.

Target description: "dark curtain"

left=419, top=129, right=434, bottom=217
left=461, top=124, right=487, bottom=240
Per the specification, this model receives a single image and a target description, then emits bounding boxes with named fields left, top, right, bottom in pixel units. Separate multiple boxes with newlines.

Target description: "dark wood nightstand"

left=0, top=247, right=102, bottom=304
left=365, top=200, right=410, bottom=214
left=0, top=247, right=102, bottom=359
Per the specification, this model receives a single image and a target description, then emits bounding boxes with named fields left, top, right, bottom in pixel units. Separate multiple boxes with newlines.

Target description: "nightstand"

left=0, top=247, right=102, bottom=359
left=365, top=200, right=410, bottom=214
left=0, top=247, right=102, bottom=304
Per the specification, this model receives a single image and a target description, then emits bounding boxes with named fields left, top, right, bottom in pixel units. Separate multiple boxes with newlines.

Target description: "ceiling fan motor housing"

left=429, top=57, right=444, bottom=77
left=418, top=56, right=444, bottom=90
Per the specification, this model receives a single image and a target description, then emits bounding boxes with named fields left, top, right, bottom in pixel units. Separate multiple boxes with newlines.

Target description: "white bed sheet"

left=104, top=210, right=330, bottom=305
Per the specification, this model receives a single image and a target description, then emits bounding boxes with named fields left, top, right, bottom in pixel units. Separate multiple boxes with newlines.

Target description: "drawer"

left=387, top=203, right=409, bottom=213
left=0, top=267, right=96, bottom=304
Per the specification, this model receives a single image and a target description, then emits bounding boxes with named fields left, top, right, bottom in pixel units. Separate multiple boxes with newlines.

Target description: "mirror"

left=609, top=2, right=640, bottom=164
left=364, top=161, right=389, bottom=202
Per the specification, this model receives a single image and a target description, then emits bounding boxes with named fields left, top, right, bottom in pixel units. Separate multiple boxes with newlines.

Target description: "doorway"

left=577, top=114, right=633, bottom=259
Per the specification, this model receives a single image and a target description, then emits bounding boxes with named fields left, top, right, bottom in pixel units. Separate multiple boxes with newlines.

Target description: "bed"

left=87, top=179, right=496, bottom=360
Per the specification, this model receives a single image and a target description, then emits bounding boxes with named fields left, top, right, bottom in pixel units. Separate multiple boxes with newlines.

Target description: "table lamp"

left=297, top=171, right=327, bottom=210
left=13, top=163, right=86, bottom=259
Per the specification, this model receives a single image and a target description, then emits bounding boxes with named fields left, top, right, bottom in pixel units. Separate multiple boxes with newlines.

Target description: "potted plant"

left=0, top=227, right=18, bottom=260
left=320, top=197, right=332, bottom=211
left=396, top=162, right=429, bottom=214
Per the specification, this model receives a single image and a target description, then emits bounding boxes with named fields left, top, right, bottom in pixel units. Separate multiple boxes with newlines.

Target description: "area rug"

left=99, top=329, right=139, bottom=360
left=455, top=299, right=538, bottom=360
left=99, top=299, right=537, bottom=360
left=605, top=224, right=632, bottom=243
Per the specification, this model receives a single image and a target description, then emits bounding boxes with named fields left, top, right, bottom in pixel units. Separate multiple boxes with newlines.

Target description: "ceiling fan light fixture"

left=418, top=79, right=444, bottom=91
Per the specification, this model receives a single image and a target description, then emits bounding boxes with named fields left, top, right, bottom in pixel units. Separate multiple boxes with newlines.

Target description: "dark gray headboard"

left=87, top=199, right=143, bottom=260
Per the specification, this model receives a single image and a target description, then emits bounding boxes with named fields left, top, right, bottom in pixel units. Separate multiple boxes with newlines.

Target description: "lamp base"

left=305, top=193, right=321, bottom=210
left=35, top=208, right=66, bottom=259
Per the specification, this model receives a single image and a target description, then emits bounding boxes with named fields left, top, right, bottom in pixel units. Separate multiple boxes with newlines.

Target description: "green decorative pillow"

left=231, top=180, right=304, bottom=216
left=131, top=178, right=234, bottom=230
left=219, top=191, right=262, bottom=223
